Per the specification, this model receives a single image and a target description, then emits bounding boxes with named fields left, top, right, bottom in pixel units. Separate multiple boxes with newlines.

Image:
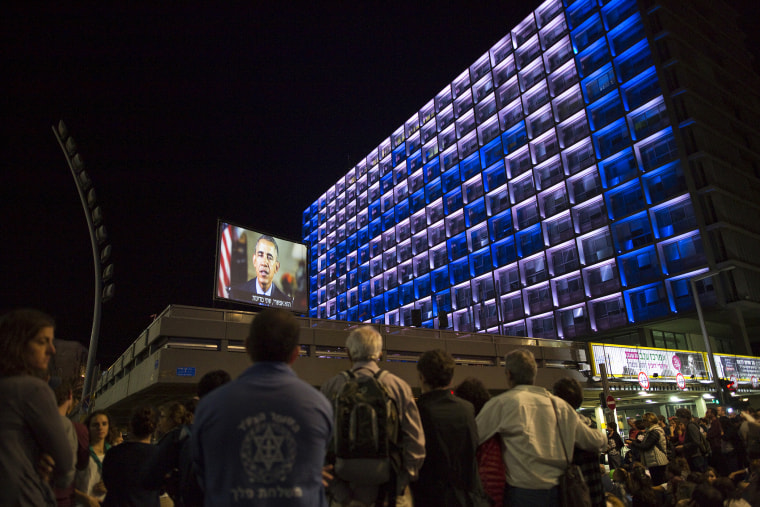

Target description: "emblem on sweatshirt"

left=239, top=412, right=298, bottom=483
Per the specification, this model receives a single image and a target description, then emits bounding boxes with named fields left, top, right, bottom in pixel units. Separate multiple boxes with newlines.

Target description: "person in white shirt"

left=475, top=348, right=606, bottom=506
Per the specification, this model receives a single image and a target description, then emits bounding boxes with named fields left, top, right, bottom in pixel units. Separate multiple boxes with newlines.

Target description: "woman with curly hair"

left=0, top=308, right=74, bottom=506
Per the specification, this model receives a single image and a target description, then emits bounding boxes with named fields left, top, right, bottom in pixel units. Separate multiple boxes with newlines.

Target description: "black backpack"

left=332, top=369, right=400, bottom=486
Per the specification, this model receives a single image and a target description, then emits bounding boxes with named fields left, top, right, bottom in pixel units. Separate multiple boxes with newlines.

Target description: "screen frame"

left=213, top=219, right=310, bottom=315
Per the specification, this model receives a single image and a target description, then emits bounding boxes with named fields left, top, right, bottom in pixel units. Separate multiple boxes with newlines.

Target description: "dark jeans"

left=504, top=485, right=559, bottom=507
left=687, top=454, right=707, bottom=473
left=648, top=464, right=667, bottom=485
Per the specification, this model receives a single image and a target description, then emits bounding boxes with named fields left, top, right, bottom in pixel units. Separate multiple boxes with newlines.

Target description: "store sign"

left=714, top=354, right=760, bottom=382
left=590, top=343, right=709, bottom=380
left=676, top=373, right=686, bottom=390
left=752, top=376, right=759, bottom=389
left=638, top=372, right=649, bottom=390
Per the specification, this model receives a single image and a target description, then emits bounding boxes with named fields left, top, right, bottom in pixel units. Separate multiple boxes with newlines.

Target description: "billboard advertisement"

left=589, top=343, right=710, bottom=380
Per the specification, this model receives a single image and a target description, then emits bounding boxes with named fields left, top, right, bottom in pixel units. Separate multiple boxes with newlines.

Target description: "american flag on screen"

left=217, top=223, right=235, bottom=297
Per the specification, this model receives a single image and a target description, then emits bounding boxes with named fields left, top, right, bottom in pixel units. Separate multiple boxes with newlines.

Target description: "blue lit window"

left=414, top=273, right=432, bottom=299
left=399, top=281, right=414, bottom=306
left=599, top=148, right=637, bottom=188
left=447, top=232, right=469, bottom=261
left=450, top=257, right=470, bottom=285
left=384, top=288, right=399, bottom=311
left=444, top=188, right=464, bottom=215
left=588, top=91, right=624, bottom=131
left=628, top=98, right=669, bottom=141
left=593, top=118, right=631, bottom=160
left=651, top=197, right=696, bottom=239
left=659, top=234, right=706, bottom=275
left=608, top=13, right=644, bottom=56
left=492, top=236, right=517, bottom=267
left=517, top=222, right=544, bottom=258
left=602, top=0, right=639, bottom=31
left=503, top=121, right=529, bottom=154
left=441, top=166, right=461, bottom=193
left=470, top=247, right=492, bottom=277
left=642, top=161, right=686, bottom=204
left=480, top=138, right=503, bottom=168
left=483, top=161, right=507, bottom=192
left=577, top=38, right=612, bottom=78
left=571, top=13, right=604, bottom=53
left=466, top=198, right=487, bottom=227
left=636, top=128, right=678, bottom=172
left=582, top=63, right=618, bottom=103
left=625, top=282, right=669, bottom=322
left=615, top=40, right=653, bottom=83
left=434, top=289, right=452, bottom=315
left=606, top=180, right=644, bottom=219
left=620, top=67, right=660, bottom=111
left=432, top=266, right=450, bottom=292
left=489, top=209, right=514, bottom=241
left=460, top=152, right=481, bottom=181
left=566, top=0, right=598, bottom=29
left=618, top=246, right=659, bottom=287
left=612, top=212, right=653, bottom=253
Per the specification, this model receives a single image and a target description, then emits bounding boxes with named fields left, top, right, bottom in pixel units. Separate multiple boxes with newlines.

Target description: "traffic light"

left=720, top=378, right=736, bottom=397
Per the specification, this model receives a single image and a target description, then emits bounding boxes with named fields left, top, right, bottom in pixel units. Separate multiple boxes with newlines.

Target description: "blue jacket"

left=192, top=362, right=332, bottom=506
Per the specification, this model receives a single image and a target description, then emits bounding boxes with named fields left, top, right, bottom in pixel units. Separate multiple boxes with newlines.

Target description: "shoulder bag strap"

left=550, top=396, right=571, bottom=466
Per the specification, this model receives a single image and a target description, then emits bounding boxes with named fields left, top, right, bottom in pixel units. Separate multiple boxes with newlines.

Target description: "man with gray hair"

left=320, top=326, right=425, bottom=507
left=475, top=349, right=606, bottom=506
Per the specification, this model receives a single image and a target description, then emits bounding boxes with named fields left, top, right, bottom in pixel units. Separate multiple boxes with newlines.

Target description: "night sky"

left=3, top=2, right=759, bottom=366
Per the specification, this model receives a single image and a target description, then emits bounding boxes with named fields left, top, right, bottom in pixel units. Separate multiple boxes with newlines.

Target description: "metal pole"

left=52, top=125, right=103, bottom=402
left=689, top=266, right=735, bottom=407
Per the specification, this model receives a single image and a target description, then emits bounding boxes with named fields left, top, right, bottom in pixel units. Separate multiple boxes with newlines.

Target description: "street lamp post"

left=689, top=266, right=735, bottom=407
left=52, top=120, right=114, bottom=404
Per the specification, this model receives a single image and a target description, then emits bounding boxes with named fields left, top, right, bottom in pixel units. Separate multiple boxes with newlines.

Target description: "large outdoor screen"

left=214, top=220, right=309, bottom=314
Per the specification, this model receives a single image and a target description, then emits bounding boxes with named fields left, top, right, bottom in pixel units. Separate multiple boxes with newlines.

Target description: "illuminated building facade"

left=302, top=0, right=760, bottom=350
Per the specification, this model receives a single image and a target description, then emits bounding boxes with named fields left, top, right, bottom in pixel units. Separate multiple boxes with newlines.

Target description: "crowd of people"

left=2, top=306, right=760, bottom=506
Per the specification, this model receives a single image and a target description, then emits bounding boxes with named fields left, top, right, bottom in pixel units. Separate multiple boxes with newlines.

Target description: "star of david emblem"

left=253, top=425, right=285, bottom=471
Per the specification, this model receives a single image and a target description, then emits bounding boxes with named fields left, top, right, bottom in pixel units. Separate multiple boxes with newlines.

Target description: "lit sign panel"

left=714, top=354, right=760, bottom=382
left=589, top=343, right=709, bottom=380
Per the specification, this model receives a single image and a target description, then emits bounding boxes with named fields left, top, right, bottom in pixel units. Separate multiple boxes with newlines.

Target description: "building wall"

left=302, top=0, right=760, bottom=343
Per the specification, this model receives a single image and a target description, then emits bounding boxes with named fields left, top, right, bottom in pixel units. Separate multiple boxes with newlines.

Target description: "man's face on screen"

left=253, top=239, right=279, bottom=291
